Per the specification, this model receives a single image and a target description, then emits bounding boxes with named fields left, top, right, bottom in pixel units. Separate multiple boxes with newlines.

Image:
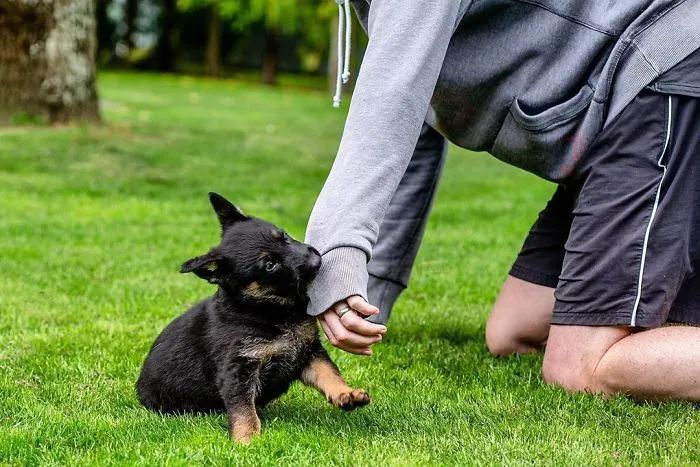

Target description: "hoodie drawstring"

left=333, top=0, right=352, bottom=108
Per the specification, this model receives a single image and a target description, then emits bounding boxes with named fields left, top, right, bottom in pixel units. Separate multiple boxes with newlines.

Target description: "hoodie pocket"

left=509, top=84, right=594, bottom=132
left=491, top=84, right=598, bottom=181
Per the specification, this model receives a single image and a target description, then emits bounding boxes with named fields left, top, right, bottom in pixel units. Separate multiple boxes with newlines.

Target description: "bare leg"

left=301, top=353, right=370, bottom=410
left=485, top=275, right=554, bottom=356
left=543, top=324, right=700, bottom=401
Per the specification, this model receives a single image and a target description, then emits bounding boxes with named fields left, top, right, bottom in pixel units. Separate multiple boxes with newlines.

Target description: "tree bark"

left=0, top=0, right=101, bottom=125
left=154, top=0, right=177, bottom=72
left=205, top=3, right=222, bottom=77
left=261, top=26, right=279, bottom=86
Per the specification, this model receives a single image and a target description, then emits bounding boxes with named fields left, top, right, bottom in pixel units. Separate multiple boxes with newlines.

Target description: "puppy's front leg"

left=301, top=346, right=370, bottom=411
left=218, top=362, right=261, bottom=444
left=227, top=402, right=260, bottom=444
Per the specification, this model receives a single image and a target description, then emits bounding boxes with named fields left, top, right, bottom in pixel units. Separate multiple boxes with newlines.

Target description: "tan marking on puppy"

left=240, top=336, right=293, bottom=361
left=240, top=321, right=318, bottom=361
left=229, top=405, right=261, bottom=444
left=243, top=281, right=294, bottom=306
left=243, top=281, right=265, bottom=298
left=301, top=358, right=370, bottom=411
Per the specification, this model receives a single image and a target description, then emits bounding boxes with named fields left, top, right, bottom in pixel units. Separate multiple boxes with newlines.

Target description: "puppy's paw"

left=330, top=388, right=370, bottom=411
left=231, top=425, right=261, bottom=445
left=230, top=413, right=261, bottom=444
left=233, top=431, right=258, bottom=445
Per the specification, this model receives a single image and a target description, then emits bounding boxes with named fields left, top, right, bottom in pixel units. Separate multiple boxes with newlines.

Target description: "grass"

left=1, top=71, right=699, bottom=466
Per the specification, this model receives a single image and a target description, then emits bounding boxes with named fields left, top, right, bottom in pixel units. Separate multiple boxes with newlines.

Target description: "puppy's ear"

left=209, top=192, right=248, bottom=230
left=180, top=252, right=226, bottom=284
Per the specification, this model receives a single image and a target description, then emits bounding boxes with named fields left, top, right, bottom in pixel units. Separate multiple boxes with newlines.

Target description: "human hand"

left=318, top=295, right=387, bottom=356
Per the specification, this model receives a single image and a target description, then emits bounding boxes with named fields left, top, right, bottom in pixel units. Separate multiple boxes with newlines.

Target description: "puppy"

left=136, top=193, right=369, bottom=443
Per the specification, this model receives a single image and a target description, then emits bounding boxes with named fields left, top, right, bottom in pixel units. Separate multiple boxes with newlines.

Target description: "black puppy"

left=136, top=193, right=369, bottom=443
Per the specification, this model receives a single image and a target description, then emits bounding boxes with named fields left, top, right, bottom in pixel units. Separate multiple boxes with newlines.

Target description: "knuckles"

left=336, top=331, right=350, bottom=343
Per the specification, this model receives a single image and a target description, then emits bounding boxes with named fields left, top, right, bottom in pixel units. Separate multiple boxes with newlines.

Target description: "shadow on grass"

left=260, top=398, right=397, bottom=439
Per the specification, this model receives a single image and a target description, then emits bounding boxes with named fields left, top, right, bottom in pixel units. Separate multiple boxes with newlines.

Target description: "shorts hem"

left=552, top=310, right=664, bottom=328
left=509, top=263, right=559, bottom=288
left=551, top=313, right=635, bottom=327
left=667, top=303, right=700, bottom=327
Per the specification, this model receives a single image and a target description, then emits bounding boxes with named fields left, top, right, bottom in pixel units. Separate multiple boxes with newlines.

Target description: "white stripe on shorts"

left=630, top=95, right=673, bottom=327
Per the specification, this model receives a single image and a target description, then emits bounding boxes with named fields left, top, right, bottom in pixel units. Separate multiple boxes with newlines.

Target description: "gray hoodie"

left=305, top=0, right=700, bottom=316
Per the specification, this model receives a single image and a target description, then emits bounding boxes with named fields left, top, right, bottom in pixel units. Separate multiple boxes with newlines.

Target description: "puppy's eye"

left=281, top=232, right=290, bottom=243
left=264, top=261, right=278, bottom=272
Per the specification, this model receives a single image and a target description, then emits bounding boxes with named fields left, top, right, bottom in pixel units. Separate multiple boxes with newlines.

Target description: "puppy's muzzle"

left=299, top=246, right=321, bottom=281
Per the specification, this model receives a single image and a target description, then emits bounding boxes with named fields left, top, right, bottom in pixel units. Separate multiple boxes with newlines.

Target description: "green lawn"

left=1, top=71, right=699, bottom=466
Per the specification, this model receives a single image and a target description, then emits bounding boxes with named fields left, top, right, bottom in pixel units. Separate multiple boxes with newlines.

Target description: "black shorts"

left=510, top=87, right=700, bottom=327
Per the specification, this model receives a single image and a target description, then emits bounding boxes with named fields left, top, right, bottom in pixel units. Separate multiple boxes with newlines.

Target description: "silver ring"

left=336, top=306, right=353, bottom=320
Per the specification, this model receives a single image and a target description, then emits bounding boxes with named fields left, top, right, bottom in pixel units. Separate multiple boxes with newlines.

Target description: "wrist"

left=306, top=247, right=368, bottom=316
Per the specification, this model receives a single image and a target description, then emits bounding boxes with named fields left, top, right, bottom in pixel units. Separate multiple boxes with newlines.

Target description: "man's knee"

left=541, top=353, right=620, bottom=395
left=485, top=310, right=544, bottom=357
left=485, top=318, right=515, bottom=356
left=541, top=352, right=593, bottom=392
left=542, top=324, right=630, bottom=394
left=485, top=276, right=554, bottom=357
left=486, top=313, right=524, bottom=356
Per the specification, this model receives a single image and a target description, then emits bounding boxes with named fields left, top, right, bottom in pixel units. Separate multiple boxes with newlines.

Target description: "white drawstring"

left=342, top=0, right=352, bottom=84
left=333, top=0, right=352, bottom=108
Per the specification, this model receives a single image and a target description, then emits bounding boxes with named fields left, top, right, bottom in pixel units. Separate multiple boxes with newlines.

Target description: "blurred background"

left=0, top=0, right=366, bottom=125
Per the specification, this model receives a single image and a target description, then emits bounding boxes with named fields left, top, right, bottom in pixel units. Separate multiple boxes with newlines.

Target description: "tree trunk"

left=261, top=26, right=279, bottom=86
left=0, top=0, right=101, bottom=125
left=154, top=0, right=177, bottom=72
left=125, top=0, right=138, bottom=51
left=205, top=3, right=222, bottom=77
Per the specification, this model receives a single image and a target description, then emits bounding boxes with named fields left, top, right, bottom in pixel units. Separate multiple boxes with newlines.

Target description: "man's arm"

left=367, top=122, right=447, bottom=324
left=305, top=0, right=462, bottom=320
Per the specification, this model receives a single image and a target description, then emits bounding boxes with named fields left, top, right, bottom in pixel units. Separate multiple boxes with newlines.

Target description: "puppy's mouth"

left=290, top=247, right=322, bottom=300
left=294, top=274, right=316, bottom=300
left=295, top=269, right=321, bottom=298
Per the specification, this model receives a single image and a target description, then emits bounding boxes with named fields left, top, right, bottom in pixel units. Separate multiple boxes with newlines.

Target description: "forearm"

left=368, top=123, right=446, bottom=284
left=367, top=122, right=447, bottom=323
left=305, top=0, right=461, bottom=316
left=307, top=121, right=447, bottom=318
left=307, top=0, right=460, bottom=257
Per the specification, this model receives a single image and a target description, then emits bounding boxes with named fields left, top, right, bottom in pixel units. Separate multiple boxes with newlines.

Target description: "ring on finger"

left=336, top=306, right=353, bottom=320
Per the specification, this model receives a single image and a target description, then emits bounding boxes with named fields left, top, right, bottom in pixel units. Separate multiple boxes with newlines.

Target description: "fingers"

left=331, top=300, right=354, bottom=315
left=319, top=297, right=386, bottom=356
left=347, top=295, right=380, bottom=317
left=319, top=316, right=373, bottom=356
left=340, top=309, right=387, bottom=336
left=330, top=298, right=385, bottom=335
left=325, top=311, right=382, bottom=348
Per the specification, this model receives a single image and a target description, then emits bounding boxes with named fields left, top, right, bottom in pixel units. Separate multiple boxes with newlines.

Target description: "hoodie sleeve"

left=305, top=0, right=463, bottom=316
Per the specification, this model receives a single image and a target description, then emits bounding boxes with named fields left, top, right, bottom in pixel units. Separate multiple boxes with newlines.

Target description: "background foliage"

left=99, top=0, right=354, bottom=83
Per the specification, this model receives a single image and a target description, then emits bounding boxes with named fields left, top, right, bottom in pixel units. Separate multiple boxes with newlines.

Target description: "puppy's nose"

left=306, top=246, right=321, bottom=272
